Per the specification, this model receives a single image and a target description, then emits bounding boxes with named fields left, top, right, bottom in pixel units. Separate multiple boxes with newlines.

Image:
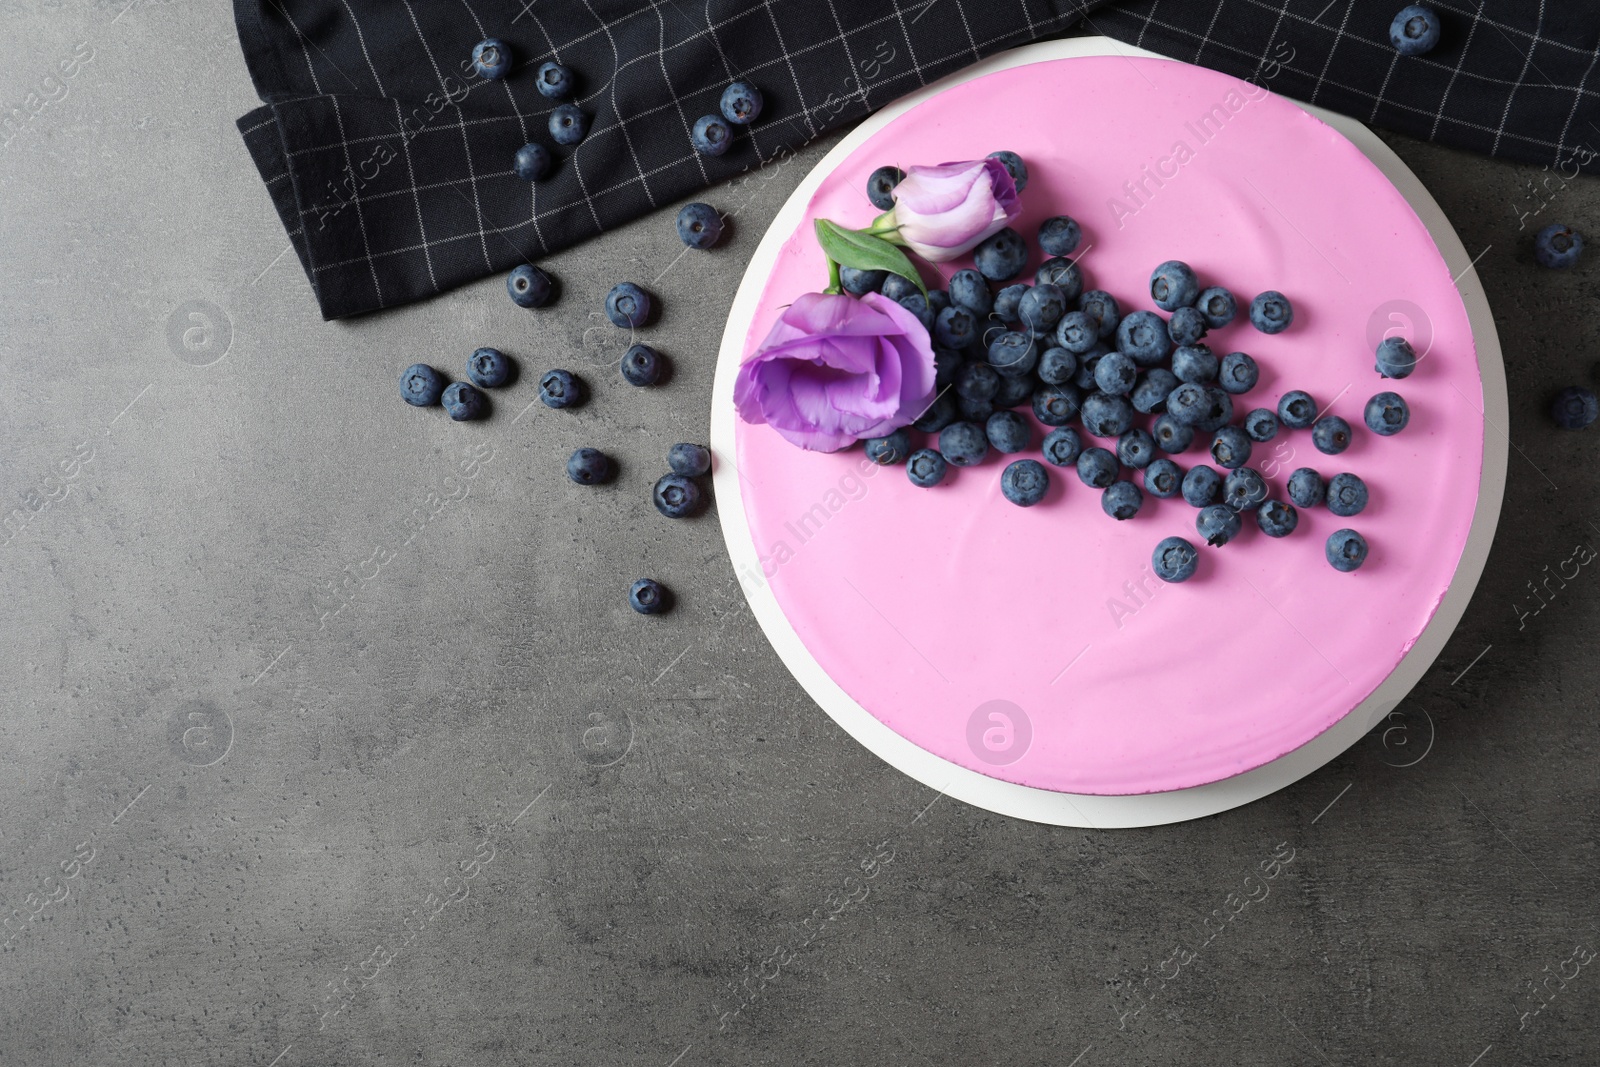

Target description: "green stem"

left=824, top=257, right=842, bottom=295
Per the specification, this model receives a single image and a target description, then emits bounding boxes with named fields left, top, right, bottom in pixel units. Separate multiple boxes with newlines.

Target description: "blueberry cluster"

left=399, top=347, right=518, bottom=421
left=691, top=82, right=763, bottom=158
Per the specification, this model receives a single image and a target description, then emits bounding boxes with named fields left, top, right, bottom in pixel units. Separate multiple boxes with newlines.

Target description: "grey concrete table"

left=2, top=4, right=1596, bottom=1066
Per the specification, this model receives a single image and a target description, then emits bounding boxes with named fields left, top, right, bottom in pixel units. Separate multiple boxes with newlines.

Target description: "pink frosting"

left=731, top=55, right=1483, bottom=795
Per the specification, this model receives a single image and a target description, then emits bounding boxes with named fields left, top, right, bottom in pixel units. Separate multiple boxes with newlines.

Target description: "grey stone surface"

left=1, top=5, right=1598, bottom=1066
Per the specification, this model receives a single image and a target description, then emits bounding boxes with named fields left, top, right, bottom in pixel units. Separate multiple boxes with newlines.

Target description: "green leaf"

left=813, top=219, right=926, bottom=298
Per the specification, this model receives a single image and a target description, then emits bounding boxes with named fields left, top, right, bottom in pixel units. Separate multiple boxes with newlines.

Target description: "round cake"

left=725, top=52, right=1483, bottom=796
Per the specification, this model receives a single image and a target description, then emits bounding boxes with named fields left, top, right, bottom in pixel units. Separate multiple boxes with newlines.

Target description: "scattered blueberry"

left=840, top=266, right=886, bottom=296
left=605, top=282, right=652, bottom=328
left=1150, top=260, right=1199, bottom=311
left=1144, top=458, right=1183, bottom=498
left=1132, top=368, right=1180, bottom=414
left=1152, top=536, right=1199, bottom=583
left=988, top=150, right=1028, bottom=191
left=1020, top=283, right=1067, bottom=335
left=1278, top=390, right=1317, bottom=429
left=629, top=578, right=671, bottom=615
left=1081, top=391, right=1135, bottom=437
left=470, top=38, right=510, bottom=80
left=1551, top=386, right=1599, bottom=429
left=949, top=269, right=993, bottom=315
left=1168, top=306, right=1208, bottom=347
left=668, top=443, right=711, bottom=476
left=1326, top=472, right=1369, bottom=516
left=1153, top=412, right=1196, bottom=453
left=1033, top=384, right=1082, bottom=426
left=1038, top=216, right=1082, bottom=257
left=536, top=61, right=574, bottom=99
left=720, top=81, right=763, bottom=125
left=907, top=448, right=948, bottom=487
left=1103, top=480, right=1143, bottom=520
left=550, top=104, right=589, bottom=146
left=1244, top=407, right=1279, bottom=442
left=989, top=334, right=1038, bottom=379
left=1002, top=459, right=1049, bottom=506
left=1326, top=529, right=1369, bottom=572
left=1035, top=259, right=1083, bottom=303
left=986, top=410, right=1031, bottom=453
left=507, top=264, right=554, bottom=308
left=1117, top=310, right=1172, bottom=366
left=1287, top=467, right=1326, bottom=508
left=1223, top=468, right=1269, bottom=514
left=1055, top=310, right=1100, bottom=355
left=1312, top=415, right=1353, bottom=455
left=1375, top=336, right=1418, bottom=379
left=1210, top=426, right=1253, bottom=470
left=1172, top=344, right=1219, bottom=384
left=1077, top=447, right=1118, bottom=489
left=938, top=421, right=988, bottom=467
left=866, top=165, right=905, bottom=210
left=955, top=361, right=1000, bottom=402
left=1078, top=290, right=1121, bottom=339
left=1256, top=499, right=1299, bottom=538
left=1195, top=286, right=1237, bottom=329
left=1249, top=291, right=1293, bottom=334
left=958, top=394, right=996, bottom=423
left=1534, top=222, right=1584, bottom=268
left=653, top=473, right=703, bottom=518
left=974, top=227, right=1028, bottom=282
left=865, top=428, right=912, bottom=465
left=1196, top=387, right=1236, bottom=434
left=1118, top=428, right=1156, bottom=469
left=1390, top=4, right=1441, bottom=55
left=1094, top=351, right=1139, bottom=395
left=1042, top=427, right=1084, bottom=467
left=933, top=306, right=975, bottom=349
left=1167, top=382, right=1211, bottom=426
left=691, top=113, right=732, bottom=156
left=539, top=368, right=584, bottom=409
left=1364, top=391, right=1411, bottom=435
left=1037, top=346, right=1078, bottom=386
left=618, top=344, right=661, bottom=386
left=400, top=364, right=446, bottom=406
left=567, top=447, right=614, bottom=485
left=468, top=347, right=514, bottom=388
left=442, top=381, right=488, bottom=421
left=513, top=142, right=552, bottom=181
left=1218, top=352, right=1259, bottom=395
left=1197, top=504, right=1243, bottom=546
left=1182, top=464, right=1223, bottom=507
left=676, top=203, right=723, bottom=249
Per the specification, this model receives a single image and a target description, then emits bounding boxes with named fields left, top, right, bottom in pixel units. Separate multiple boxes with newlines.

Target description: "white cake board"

left=710, top=38, right=1508, bottom=827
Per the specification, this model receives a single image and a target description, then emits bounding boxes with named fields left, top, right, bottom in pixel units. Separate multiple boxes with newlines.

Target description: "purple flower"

left=888, top=158, right=1021, bottom=262
left=734, top=292, right=937, bottom=452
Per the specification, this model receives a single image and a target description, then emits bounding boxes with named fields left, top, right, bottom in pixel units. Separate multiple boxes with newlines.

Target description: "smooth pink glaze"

left=731, top=56, right=1482, bottom=795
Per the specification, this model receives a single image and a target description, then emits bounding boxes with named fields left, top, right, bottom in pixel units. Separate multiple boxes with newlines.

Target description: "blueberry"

left=986, top=410, right=1031, bottom=454
left=949, top=269, right=992, bottom=315
left=926, top=306, right=971, bottom=350
left=1019, top=283, right=1067, bottom=335
left=1256, top=499, right=1299, bottom=538
left=1168, top=306, right=1208, bottom=347
left=913, top=392, right=958, bottom=433
left=1042, top=427, right=1084, bottom=467
left=691, top=113, right=732, bottom=155
left=669, top=443, right=711, bottom=476
left=1312, top=415, right=1353, bottom=455
left=988, top=150, right=1028, bottom=191
left=1224, top=467, right=1268, bottom=512
left=605, top=282, right=652, bottom=328
left=1117, top=428, right=1156, bottom=469
left=567, top=447, right=614, bottom=485
left=1244, top=407, right=1279, bottom=442
left=1081, top=391, right=1134, bottom=437
left=865, top=165, right=906, bottom=210
left=1325, top=473, right=1368, bottom=517
left=513, top=142, right=552, bottom=181
left=1077, top=290, right=1120, bottom=339
left=400, top=363, right=446, bottom=406
left=974, top=227, right=1027, bottom=282
left=840, top=266, right=886, bottom=296
left=1172, top=344, right=1219, bottom=384
left=1116, top=310, right=1172, bottom=366
left=468, top=346, right=514, bottom=388
left=442, top=381, right=488, bottom=421
left=1144, top=457, right=1183, bottom=498
left=1249, top=291, right=1293, bottom=334
left=720, top=81, right=763, bottom=125
left=1166, top=382, right=1210, bottom=426
left=1153, top=413, right=1196, bottom=454
left=958, top=395, right=996, bottom=423
left=1132, top=368, right=1180, bottom=414
left=1390, top=4, right=1441, bottom=55
left=1196, top=387, right=1235, bottom=433
left=1102, top=480, right=1143, bottom=520
left=1055, top=310, right=1100, bottom=354
left=1032, top=384, right=1082, bottom=426
left=629, top=578, right=672, bottom=615
left=992, top=282, right=1029, bottom=322
left=1197, top=504, right=1243, bottom=546
left=1038, top=215, right=1082, bottom=257
left=507, top=264, right=554, bottom=308
left=865, top=427, right=913, bottom=465
left=897, top=293, right=933, bottom=331
left=938, top=421, right=988, bottom=467
left=1094, top=351, right=1139, bottom=395
left=933, top=348, right=964, bottom=391
left=1153, top=536, right=1199, bottom=583
left=1195, top=286, right=1237, bottom=329
left=907, top=448, right=948, bottom=487
left=1002, top=459, right=1049, bottom=507
left=1287, top=467, right=1326, bottom=508
left=1073, top=348, right=1106, bottom=392
left=1326, top=529, right=1369, bottom=572
left=1364, top=391, right=1411, bottom=435
left=955, top=361, right=1000, bottom=402
left=539, top=368, right=585, bottom=409
left=880, top=272, right=919, bottom=303
left=470, top=38, right=510, bottom=80
left=1218, top=352, right=1259, bottom=395
left=1535, top=222, right=1584, bottom=268
left=1210, top=426, right=1253, bottom=469
left=1150, top=260, right=1199, bottom=311
left=550, top=104, right=589, bottom=146
left=1182, top=464, right=1223, bottom=507
left=536, top=61, right=574, bottom=99
left=654, top=473, right=703, bottom=518
left=1077, top=447, right=1118, bottom=488
left=1035, top=259, right=1083, bottom=302
left=1037, top=346, right=1078, bottom=386
left=1552, top=386, right=1599, bottom=429
left=617, top=343, right=661, bottom=387
left=927, top=289, right=951, bottom=315
left=676, top=203, right=723, bottom=249
left=1278, top=390, right=1317, bottom=429
left=1375, top=337, right=1418, bottom=379
left=993, top=372, right=1034, bottom=409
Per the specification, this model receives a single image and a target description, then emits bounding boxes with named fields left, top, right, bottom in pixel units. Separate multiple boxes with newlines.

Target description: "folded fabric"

left=233, top=0, right=1597, bottom=320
